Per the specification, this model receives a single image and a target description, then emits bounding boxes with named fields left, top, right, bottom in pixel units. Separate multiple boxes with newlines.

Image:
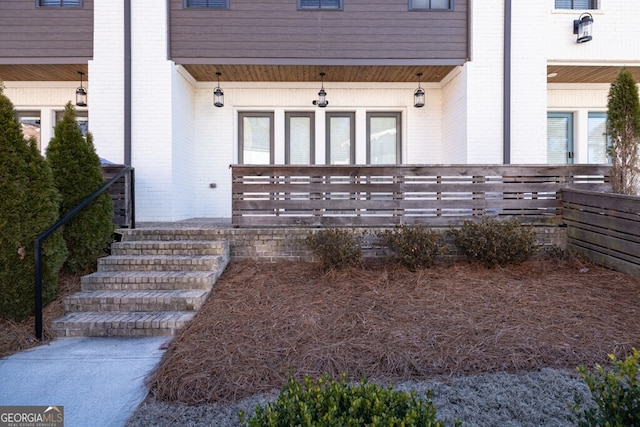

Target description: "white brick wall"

left=464, top=0, right=505, bottom=164
left=89, top=0, right=125, bottom=164
left=441, top=67, right=467, bottom=163
left=186, top=82, right=443, bottom=218
left=510, top=2, right=548, bottom=164
left=547, top=0, right=640, bottom=63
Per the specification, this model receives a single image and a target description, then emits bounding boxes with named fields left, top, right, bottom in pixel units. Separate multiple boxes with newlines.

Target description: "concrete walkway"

left=0, top=337, right=168, bottom=427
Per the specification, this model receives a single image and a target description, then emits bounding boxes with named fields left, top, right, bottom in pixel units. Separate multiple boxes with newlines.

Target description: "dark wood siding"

left=0, top=0, right=93, bottom=63
left=170, top=0, right=468, bottom=65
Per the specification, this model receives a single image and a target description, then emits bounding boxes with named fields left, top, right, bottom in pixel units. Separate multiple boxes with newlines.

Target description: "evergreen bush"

left=448, top=217, right=537, bottom=268
left=377, top=224, right=444, bottom=270
left=240, top=374, right=457, bottom=427
left=0, top=86, right=67, bottom=321
left=569, top=349, right=640, bottom=427
left=46, top=102, right=114, bottom=273
left=305, top=228, right=363, bottom=270
left=606, top=69, right=640, bottom=195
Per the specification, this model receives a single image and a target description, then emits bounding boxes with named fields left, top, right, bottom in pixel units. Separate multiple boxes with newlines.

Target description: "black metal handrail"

left=33, top=166, right=135, bottom=339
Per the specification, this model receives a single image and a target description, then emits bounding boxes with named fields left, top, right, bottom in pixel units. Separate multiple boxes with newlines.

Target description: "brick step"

left=97, top=255, right=224, bottom=272
left=111, top=240, right=228, bottom=256
left=119, top=229, right=227, bottom=242
left=52, top=311, right=196, bottom=337
left=63, top=290, right=209, bottom=313
left=81, top=271, right=220, bottom=291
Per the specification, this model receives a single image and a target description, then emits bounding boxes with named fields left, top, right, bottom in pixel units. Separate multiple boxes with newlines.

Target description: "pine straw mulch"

left=147, top=256, right=640, bottom=406
left=0, top=272, right=83, bottom=358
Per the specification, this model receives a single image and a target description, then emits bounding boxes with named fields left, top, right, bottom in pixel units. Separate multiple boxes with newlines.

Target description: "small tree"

left=46, top=102, right=114, bottom=273
left=0, top=85, right=67, bottom=321
left=606, top=69, right=640, bottom=195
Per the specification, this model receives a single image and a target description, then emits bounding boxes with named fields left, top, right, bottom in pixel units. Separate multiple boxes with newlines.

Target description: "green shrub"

left=305, top=228, right=363, bottom=270
left=448, top=217, right=537, bottom=268
left=240, top=374, right=457, bottom=427
left=377, top=224, right=444, bottom=270
left=0, top=86, right=67, bottom=321
left=46, top=103, right=114, bottom=273
left=569, top=349, right=640, bottom=427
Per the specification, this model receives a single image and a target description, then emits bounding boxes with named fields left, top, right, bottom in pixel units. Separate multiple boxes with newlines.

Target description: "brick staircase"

left=52, top=229, right=230, bottom=337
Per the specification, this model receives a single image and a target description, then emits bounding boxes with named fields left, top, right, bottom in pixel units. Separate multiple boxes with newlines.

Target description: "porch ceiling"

left=0, top=64, right=88, bottom=82
left=547, top=65, right=640, bottom=84
left=182, top=64, right=456, bottom=83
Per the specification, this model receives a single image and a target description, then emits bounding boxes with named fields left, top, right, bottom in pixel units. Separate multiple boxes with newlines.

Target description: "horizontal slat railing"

left=563, top=189, right=640, bottom=276
left=231, top=164, right=610, bottom=227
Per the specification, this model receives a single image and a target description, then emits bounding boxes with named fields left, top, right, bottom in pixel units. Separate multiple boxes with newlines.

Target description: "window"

left=238, top=112, right=274, bottom=164
left=37, top=0, right=82, bottom=6
left=285, top=112, right=315, bottom=164
left=326, top=112, right=355, bottom=165
left=16, top=111, right=41, bottom=149
left=185, top=0, right=229, bottom=8
left=588, top=112, right=610, bottom=164
left=55, top=110, right=88, bottom=137
left=367, top=112, right=401, bottom=164
left=547, top=113, right=574, bottom=164
left=554, top=0, right=597, bottom=9
left=298, top=0, right=342, bottom=10
left=409, top=0, right=453, bottom=10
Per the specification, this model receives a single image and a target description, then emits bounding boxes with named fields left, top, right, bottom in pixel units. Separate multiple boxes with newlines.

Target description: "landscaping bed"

left=126, top=256, right=640, bottom=425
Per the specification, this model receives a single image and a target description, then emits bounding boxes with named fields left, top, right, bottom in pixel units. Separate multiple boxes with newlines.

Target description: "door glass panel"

left=547, top=113, right=573, bottom=164
left=588, top=112, right=609, bottom=164
left=368, top=115, right=399, bottom=164
left=328, top=114, right=354, bottom=165
left=286, top=114, right=314, bottom=164
left=241, top=115, right=272, bottom=164
left=17, top=111, right=41, bottom=149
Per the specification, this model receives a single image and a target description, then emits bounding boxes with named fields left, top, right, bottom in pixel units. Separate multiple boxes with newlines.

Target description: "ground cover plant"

left=146, top=256, right=640, bottom=410
left=570, top=349, right=640, bottom=426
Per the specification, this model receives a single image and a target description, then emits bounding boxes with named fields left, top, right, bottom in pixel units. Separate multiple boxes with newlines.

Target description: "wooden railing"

left=101, top=164, right=135, bottom=229
left=563, top=189, right=640, bottom=277
left=231, top=165, right=610, bottom=227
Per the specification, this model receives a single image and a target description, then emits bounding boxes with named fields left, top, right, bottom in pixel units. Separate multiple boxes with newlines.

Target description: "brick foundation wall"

left=209, top=226, right=567, bottom=262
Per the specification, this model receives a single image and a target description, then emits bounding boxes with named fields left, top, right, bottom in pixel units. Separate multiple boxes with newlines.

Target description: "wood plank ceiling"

left=2, top=63, right=639, bottom=85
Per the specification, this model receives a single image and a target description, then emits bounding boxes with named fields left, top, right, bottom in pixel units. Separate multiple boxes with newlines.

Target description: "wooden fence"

left=101, top=164, right=135, bottom=229
left=231, top=165, right=610, bottom=227
left=563, top=189, right=640, bottom=277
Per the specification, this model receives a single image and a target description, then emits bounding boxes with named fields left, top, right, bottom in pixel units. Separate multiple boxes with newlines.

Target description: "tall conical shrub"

left=0, top=85, right=67, bottom=321
left=46, top=102, right=114, bottom=273
left=607, top=69, right=640, bottom=195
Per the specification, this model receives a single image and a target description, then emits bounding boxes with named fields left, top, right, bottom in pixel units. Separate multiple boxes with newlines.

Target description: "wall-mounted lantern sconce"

left=213, top=72, right=224, bottom=107
left=573, top=13, right=593, bottom=43
left=76, top=71, right=87, bottom=107
left=414, top=72, right=425, bottom=108
left=312, top=72, right=329, bottom=108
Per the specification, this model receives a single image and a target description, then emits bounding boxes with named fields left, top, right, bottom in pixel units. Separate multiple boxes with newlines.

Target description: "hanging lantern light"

left=414, top=72, right=425, bottom=108
left=213, top=72, right=224, bottom=107
left=76, top=71, right=87, bottom=107
left=312, top=72, right=329, bottom=108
